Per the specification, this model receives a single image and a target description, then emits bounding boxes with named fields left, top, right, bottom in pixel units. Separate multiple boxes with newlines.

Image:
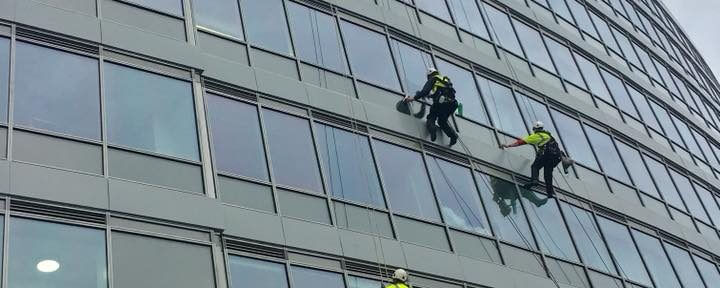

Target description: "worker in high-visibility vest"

left=404, top=68, right=459, bottom=146
left=385, top=269, right=411, bottom=288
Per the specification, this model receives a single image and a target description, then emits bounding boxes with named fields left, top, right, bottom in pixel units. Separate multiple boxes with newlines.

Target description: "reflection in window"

left=193, top=0, right=243, bottom=39
left=597, top=217, right=651, bottom=286
left=291, top=266, right=344, bottom=288
left=600, top=69, right=638, bottom=117
left=288, top=3, right=347, bottom=73
left=665, top=244, right=706, bottom=288
left=242, top=0, right=293, bottom=54
left=436, top=59, right=489, bottom=124
left=14, top=42, right=100, bottom=140
left=125, top=0, right=182, bottom=15
left=477, top=77, right=525, bottom=136
left=9, top=218, right=106, bottom=288
left=574, top=54, right=610, bottom=101
left=477, top=174, right=536, bottom=249
left=644, top=157, right=685, bottom=210
left=315, top=124, right=384, bottom=207
left=206, top=94, right=268, bottom=181
left=513, top=20, right=555, bottom=73
left=228, top=256, right=288, bottom=288
left=447, top=0, right=489, bottom=39
left=669, top=170, right=709, bottom=223
left=561, top=203, right=617, bottom=274
left=391, top=40, right=434, bottom=95
left=523, top=195, right=579, bottom=261
left=632, top=230, right=682, bottom=288
left=428, top=157, right=490, bottom=234
left=105, top=63, right=199, bottom=161
left=0, top=38, right=8, bottom=123
left=341, top=21, right=401, bottom=91
left=263, top=109, right=323, bottom=193
left=347, top=276, right=380, bottom=288
left=545, top=38, right=585, bottom=88
left=551, top=110, right=599, bottom=170
left=373, top=141, right=440, bottom=221
left=584, top=126, right=630, bottom=183
left=615, top=142, right=659, bottom=197
left=693, top=255, right=720, bottom=287
left=415, top=0, right=452, bottom=22
left=484, top=4, right=524, bottom=56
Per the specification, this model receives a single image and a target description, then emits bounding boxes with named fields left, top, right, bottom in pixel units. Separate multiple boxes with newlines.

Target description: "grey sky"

left=662, top=0, right=720, bottom=83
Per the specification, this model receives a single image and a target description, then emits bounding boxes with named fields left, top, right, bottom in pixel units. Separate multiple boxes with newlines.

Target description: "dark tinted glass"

left=263, top=109, right=323, bottom=193
left=523, top=193, right=579, bottom=261
left=341, top=20, right=401, bottom=91
left=288, top=3, right=347, bottom=73
left=242, top=0, right=293, bottom=54
left=477, top=76, right=525, bottom=136
left=561, top=203, right=617, bottom=274
left=193, top=0, right=243, bottom=39
left=0, top=38, right=8, bottom=123
left=513, top=20, right=555, bottom=73
left=615, top=141, right=659, bottom=197
left=206, top=94, right=268, bottom=181
left=551, top=110, right=599, bottom=169
left=436, top=59, right=489, bottom=124
left=484, top=4, right=524, bottom=56
left=125, top=0, right=182, bottom=15
left=228, top=256, right=288, bottom=288
left=14, top=42, right=100, bottom=139
left=546, top=38, right=585, bottom=88
left=665, top=244, right=706, bottom=288
left=585, top=126, right=630, bottom=183
left=391, top=40, right=434, bottom=94
left=448, top=0, right=489, bottom=39
left=477, top=174, right=536, bottom=249
left=632, top=230, right=682, bottom=288
left=291, top=266, right=344, bottom=288
left=597, top=217, right=651, bottom=285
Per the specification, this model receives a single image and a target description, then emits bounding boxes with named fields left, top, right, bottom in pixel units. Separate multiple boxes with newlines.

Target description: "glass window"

left=692, top=130, right=719, bottom=169
left=436, top=59, right=489, bottom=124
left=671, top=115, right=702, bottom=156
left=590, top=12, right=620, bottom=52
left=290, top=266, right=344, bottom=288
left=644, top=156, right=685, bottom=210
left=632, top=230, right=682, bottom=288
left=600, top=69, right=638, bottom=117
left=314, top=123, right=384, bottom=207
left=517, top=93, right=559, bottom=137
left=288, top=3, right=347, bottom=73
left=551, top=110, right=599, bottom=170
left=263, top=109, right=323, bottom=193
left=626, top=85, right=661, bottom=131
left=634, top=43, right=657, bottom=77
left=347, top=276, right=380, bottom=288
left=523, top=193, right=579, bottom=261
left=574, top=53, right=611, bottom=100
left=546, top=38, right=585, bottom=88
left=448, top=0, right=489, bottom=39
left=560, top=203, right=617, bottom=274
left=125, top=0, right=182, bottom=15
left=695, top=184, right=720, bottom=226
left=14, top=42, right=100, bottom=140
left=669, top=170, right=709, bottom=223
left=193, top=0, right=243, bottom=39
left=584, top=126, right=630, bottom=183
left=228, top=256, right=288, bottom=288
left=373, top=140, right=440, bottom=221
left=484, top=4, right=524, bottom=57
left=477, top=76, right=525, bottom=136
left=206, top=94, right=268, bottom=181
left=341, top=20, right=401, bottom=91
left=597, top=217, right=651, bottom=286
left=513, top=20, right=555, bottom=73
left=693, top=255, right=720, bottom=287
left=414, top=0, right=452, bottom=22
left=105, top=63, right=199, bottom=161
left=242, top=0, right=293, bottom=54
left=391, top=40, right=434, bottom=95
left=615, top=141, right=660, bottom=197
left=567, top=0, right=598, bottom=38
left=477, top=173, right=536, bottom=249
left=665, top=244, right=706, bottom=288
left=0, top=38, right=8, bottom=123
left=548, top=0, right=573, bottom=21
left=612, top=28, right=641, bottom=67
left=650, top=101, right=682, bottom=144
left=9, top=218, right=106, bottom=288
left=428, top=156, right=490, bottom=235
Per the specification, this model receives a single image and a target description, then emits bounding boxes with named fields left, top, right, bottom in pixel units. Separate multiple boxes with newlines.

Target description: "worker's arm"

left=405, top=79, right=434, bottom=102
left=500, top=133, right=540, bottom=149
left=500, top=138, right=526, bottom=149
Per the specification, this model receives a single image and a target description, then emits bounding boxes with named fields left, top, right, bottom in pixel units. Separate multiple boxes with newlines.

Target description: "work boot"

left=561, top=156, right=574, bottom=174
left=430, top=131, right=437, bottom=142
left=449, top=135, right=458, bottom=147
left=546, top=187, right=556, bottom=198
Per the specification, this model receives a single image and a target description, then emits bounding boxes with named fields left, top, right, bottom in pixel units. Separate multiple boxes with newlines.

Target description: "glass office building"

left=0, top=0, right=719, bottom=287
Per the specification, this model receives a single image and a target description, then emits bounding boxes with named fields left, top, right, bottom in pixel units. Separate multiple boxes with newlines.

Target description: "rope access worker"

left=404, top=68, right=459, bottom=147
left=499, top=121, right=573, bottom=197
left=385, top=269, right=411, bottom=288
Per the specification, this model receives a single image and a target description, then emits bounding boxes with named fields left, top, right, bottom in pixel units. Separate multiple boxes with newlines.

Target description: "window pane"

left=644, top=157, right=685, bottom=210
left=597, top=217, right=651, bottom=285
left=0, top=38, right=8, bottom=123
left=228, top=256, right=288, bottom=288
left=672, top=116, right=702, bottom=156
left=9, top=218, right=106, bottom=288
left=560, top=203, right=617, bottom=274
left=14, top=42, right=100, bottom=139
left=484, top=4, right=524, bottom=56
left=517, top=94, right=559, bottom=137
left=567, top=0, right=598, bottom=38
left=415, top=0, right=452, bottom=22
left=523, top=194, right=579, bottom=261
left=650, top=101, right=682, bottom=144
left=242, top=0, right=293, bottom=54
left=665, top=244, right=706, bottom=288
left=584, top=126, right=630, bottom=183
left=546, top=38, right=585, bottom=88
left=626, top=85, right=661, bottom=131
left=341, top=20, right=401, bottom=91
left=193, top=0, right=243, bottom=39
left=315, top=123, right=384, bottom=207
left=590, top=12, right=620, bottom=52
left=601, top=69, right=638, bottom=117
left=391, top=40, right=434, bottom=95
left=477, top=76, right=525, bottom=136
left=291, top=266, right=344, bottom=288
left=695, top=184, right=720, bottom=226
left=632, top=230, right=682, bottom=288
left=436, top=59, right=489, bottom=124
left=347, top=276, right=380, bottom=288
left=373, top=140, right=440, bottom=221
left=669, top=170, right=709, bottom=223
left=206, top=94, right=268, bottom=181
left=105, top=63, right=199, bottom=161
left=428, top=156, right=490, bottom=234
left=574, top=54, right=611, bottom=101
left=693, top=255, right=720, bottom=287
left=612, top=28, right=641, bottom=67
left=263, top=109, right=323, bottom=193
left=548, top=0, right=573, bottom=20
left=615, top=141, right=660, bottom=197
left=125, top=0, right=182, bottom=15
left=513, top=21, right=555, bottom=73
left=477, top=174, right=536, bottom=249
left=448, top=0, right=489, bottom=39
left=634, top=44, right=656, bottom=77
left=288, top=3, right=346, bottom=73
left=551, top=110, right=599, bottom=170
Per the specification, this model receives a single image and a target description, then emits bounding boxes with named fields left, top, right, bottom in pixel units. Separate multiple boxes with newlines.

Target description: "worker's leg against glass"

left=437, top=102, right=458, bottom=145
left=543, top=156, right=561, bottom=196
left=426, top=104, right=440, bottom=141
left=525, top=156, right=543, bottom=188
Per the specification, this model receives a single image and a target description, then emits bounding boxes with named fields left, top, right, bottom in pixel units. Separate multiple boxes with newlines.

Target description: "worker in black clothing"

left=404, top=68, right=459, bottom=147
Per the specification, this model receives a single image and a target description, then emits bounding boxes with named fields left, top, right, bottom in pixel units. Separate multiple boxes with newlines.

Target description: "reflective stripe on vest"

left=386, top=283, right=410, bottom=288
left=430, top=74, right=446, bottom=94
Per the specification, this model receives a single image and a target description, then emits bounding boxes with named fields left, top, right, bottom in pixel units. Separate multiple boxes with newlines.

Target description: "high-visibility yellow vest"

left=430, top=74, right=447, bottom=94
left=522, top=131, right=552, bottom=148
left=386, top=283, right=410, bottom=288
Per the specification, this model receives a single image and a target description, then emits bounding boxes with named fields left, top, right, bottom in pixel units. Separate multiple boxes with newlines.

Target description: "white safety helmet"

left=427, top=67, right=439, bottom=76
left=532, top=121, right=544, bottom=131
left=392, top=268, right=409, bottom=282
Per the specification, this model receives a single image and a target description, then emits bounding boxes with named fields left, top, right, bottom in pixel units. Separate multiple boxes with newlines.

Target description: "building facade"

left=0, top=0, right=719, bottom=287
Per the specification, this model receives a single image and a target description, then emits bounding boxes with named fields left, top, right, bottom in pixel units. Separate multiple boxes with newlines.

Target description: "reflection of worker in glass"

left=490, top=177, right=548, bottom=216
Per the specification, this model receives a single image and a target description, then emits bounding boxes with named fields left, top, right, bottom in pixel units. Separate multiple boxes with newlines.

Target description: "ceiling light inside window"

left=36, top=260, right=60, bottom=273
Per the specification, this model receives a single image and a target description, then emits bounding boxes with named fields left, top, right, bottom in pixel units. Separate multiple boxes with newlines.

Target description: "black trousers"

left=427, top=102, right=458, bottom=139
left=531, top=152, right=561, bottom=194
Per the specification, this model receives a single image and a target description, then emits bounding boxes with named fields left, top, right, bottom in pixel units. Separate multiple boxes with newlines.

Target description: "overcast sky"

left=662, top=0, right=720, bottom=83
